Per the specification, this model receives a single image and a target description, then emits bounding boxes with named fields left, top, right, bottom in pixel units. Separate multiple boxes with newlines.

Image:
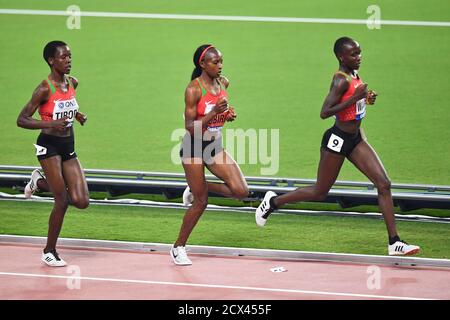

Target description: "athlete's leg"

left=273, top=149, right=345, bottom=207
left=39, top=156, right=69, bottom=253
left=174, top=159, right=209, bottom=247
left=347, top=140, right=397, bottom=238
left=206, top=150, right=249, bottom=200
left=62, top=158, right=89, bottom=209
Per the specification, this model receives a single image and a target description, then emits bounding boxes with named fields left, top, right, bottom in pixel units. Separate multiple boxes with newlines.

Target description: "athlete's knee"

left=375, top=178, right=391, bottom=194
left=231, top=185, right=249, bottom=200
left=311, top=187, right=329, bottom=201
left=71, top=196, right=89, bottom=209
left=192, top=195, right=208, bottom=210
left=313, top=192, right=328, bottom=201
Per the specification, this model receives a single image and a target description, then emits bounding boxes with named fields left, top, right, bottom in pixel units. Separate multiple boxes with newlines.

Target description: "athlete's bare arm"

left=320, top=74, right=368, bottom=119
left=184, top=81, right=228, bottom=135
left=17, top=81, right=68, bottom=130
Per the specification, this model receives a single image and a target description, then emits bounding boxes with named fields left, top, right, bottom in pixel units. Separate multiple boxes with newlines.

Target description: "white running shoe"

left=255, top=191, right=277, bottom=227
left=24, top=169, right=45, bottom=199
left=41, top=250, right=67, bottom=267
left=182, top=186, right=194, bottom=206
left=388, top=240, right=420, bottom=256
left=170, top=246, right=192, bottom=266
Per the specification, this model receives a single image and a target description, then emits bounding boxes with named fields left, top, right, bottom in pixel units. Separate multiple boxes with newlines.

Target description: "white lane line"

left=0, top=271, right=433, bottom=300
left=0, top=9, right=449, bottom=27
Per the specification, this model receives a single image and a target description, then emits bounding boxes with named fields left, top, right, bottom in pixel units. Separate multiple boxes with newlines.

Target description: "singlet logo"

left=205, top=100, right=214, bottom=114
left=57, top=100, right=77, bottom=109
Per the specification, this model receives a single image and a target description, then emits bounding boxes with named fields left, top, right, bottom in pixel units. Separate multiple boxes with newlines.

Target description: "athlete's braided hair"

left=191, top=44, right=213, bottom=80
left=333, top=37, right=354, bottom=56
left=43, top=40, right=67, bottom=67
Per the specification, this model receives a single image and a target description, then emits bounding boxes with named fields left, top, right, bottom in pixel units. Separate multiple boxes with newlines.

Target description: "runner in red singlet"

left=256, top=37, right=420, bottom=256
left=170, top=44, right=249, bottom=265
left=17, top=41, right=89, bottom=266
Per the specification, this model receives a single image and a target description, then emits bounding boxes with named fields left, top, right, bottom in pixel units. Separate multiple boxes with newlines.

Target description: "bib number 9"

left=327, top=133, right=344, bottom=153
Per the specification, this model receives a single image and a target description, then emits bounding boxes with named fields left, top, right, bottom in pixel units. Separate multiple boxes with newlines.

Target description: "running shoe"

left=255, top=191, right=277, bottom=227
left=182, top=186, right=194, bottom=206
left=170, top=246, right=192, bottom=266
left=24, top=169, right=45, bottom=199
left=388, top=240, right=420, bottom=256
left=41, top=250, right=67, bottom=267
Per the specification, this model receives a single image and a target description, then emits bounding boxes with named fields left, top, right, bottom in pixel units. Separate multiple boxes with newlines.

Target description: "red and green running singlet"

left=39, top=76, right=79, bottom=127
left=335, top=71, right=366, bottom=121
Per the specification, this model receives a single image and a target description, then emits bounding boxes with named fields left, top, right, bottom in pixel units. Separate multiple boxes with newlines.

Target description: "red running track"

left=0, top=243, right=449, bottom=300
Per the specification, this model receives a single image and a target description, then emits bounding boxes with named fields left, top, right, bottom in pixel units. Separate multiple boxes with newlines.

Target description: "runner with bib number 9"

left=255, top=37, right=420, bottom=256
left=17, top=41, right=89, bottom=267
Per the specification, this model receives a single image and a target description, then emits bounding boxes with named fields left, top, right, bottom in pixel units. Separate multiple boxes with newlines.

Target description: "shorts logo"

left=327, top=134, right=344, bottom=153
left=33, top=144, right=47, bottom=156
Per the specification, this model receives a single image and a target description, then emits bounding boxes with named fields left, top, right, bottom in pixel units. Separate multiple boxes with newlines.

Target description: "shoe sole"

left=389, top=248, right=420, bottom=256
left=41, top=260, right=67, bottom=267
left=404, top=248, right=420, bottom=256
left=173, top=262, right=192, bottom=266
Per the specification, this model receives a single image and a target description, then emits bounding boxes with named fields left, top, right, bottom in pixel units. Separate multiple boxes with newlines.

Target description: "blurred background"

left=0, top=0, right=448, bottom=257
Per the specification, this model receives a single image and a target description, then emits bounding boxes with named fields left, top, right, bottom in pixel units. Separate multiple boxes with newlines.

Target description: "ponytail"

left=191, top=66, right=202, bottom=80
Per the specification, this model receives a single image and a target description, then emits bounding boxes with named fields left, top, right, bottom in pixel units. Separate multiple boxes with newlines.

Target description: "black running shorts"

left=35, top=133, right=77, bottom=162
left=179, top=133, right=223, bottom=165
left=321, top=125, right=362, bottom=157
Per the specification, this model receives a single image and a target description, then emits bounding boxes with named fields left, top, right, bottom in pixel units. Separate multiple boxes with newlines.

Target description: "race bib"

left=207, top=111, right=228, bottom=132
left=327, top=133, right=344, bottom=153
left=53, top=97, right=79, bottom=127
left=356, top=98, right=366, bottom=119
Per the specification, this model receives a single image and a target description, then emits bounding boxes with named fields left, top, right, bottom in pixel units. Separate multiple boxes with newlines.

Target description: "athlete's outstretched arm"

left=320, top=74, right=367, bottom=119
left=17, top=81, right=68, bottom=130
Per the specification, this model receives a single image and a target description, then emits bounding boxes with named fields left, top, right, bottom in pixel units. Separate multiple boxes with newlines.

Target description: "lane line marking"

left=0, top=9, right=449, bottom=27
left=0, top=271, right=434, bottom=300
